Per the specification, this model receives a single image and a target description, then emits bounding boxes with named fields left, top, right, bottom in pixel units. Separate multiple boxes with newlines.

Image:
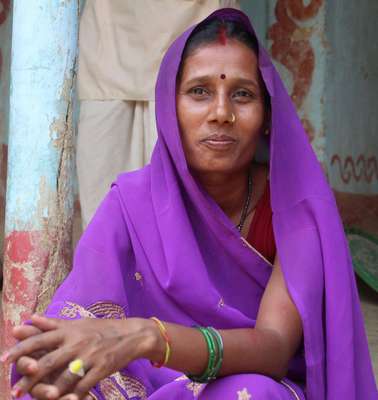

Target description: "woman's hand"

left=8, top=315, right=164, bottom=400
left=7, top=322, right=57, bottom=398
left=12, top=323, right=45, bottom=376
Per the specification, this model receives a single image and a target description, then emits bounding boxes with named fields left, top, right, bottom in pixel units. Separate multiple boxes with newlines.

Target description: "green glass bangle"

left=202, top=327, right=223, bottom=380
left=188, top=326, right=218, bottom=383
left=199, top=327, right=216, bottom=380
left=207, top=327, right=224, bottom=378
left=205, top=328, right=219, bottom=378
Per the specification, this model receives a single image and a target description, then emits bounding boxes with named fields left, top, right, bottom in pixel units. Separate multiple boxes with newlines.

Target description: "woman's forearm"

left=140, top=319, right=290, bottom=380
left=8, top=314, right=294, bottom=399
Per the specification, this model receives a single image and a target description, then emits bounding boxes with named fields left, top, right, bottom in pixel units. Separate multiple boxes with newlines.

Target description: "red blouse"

left=246, top=183, right=276, bottom=264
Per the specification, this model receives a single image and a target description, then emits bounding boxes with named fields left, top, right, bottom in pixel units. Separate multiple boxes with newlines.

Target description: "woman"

left=5, top=8, right=377, bottom=400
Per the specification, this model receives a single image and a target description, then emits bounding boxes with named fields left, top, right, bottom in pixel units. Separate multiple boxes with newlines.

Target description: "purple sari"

left=16, top=8, right=377, bottom=400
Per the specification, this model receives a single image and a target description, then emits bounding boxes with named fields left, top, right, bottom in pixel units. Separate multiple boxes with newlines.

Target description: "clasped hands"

left=3, top=315, right=162, bottom=400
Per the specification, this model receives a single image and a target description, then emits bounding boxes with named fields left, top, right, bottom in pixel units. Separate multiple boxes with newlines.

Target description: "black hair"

left=179, top=17, right=271, bottom=118
left=181, top=17, right=259, bottom=63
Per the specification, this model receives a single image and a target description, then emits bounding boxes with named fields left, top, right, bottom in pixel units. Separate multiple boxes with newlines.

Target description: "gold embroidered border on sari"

left=59, top=301, right=127, bottom=320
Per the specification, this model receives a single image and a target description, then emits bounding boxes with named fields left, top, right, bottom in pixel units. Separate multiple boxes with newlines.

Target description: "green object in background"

left=345, top=227, right=378, bottom=293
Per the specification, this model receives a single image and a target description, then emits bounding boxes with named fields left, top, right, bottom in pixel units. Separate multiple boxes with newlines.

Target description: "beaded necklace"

left=236, top=170, right=252, bottom=232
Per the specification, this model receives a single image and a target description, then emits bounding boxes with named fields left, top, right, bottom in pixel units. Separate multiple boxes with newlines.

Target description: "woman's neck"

left=194, top=167, right=250, bottom=222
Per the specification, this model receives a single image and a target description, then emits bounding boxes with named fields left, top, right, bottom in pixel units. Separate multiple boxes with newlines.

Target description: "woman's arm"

left=8, top=255, right=302, bottom=399
left=159, top=254, right=303, bottom=379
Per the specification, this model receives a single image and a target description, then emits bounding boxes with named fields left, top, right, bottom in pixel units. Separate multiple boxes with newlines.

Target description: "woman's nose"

left=208, top=93, right=233, bottom=125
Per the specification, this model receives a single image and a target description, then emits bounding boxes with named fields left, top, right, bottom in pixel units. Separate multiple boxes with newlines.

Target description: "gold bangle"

left=150, top=317, right=171, bottom=368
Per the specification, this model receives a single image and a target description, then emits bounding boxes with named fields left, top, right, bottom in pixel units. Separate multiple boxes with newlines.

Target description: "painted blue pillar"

left=1, top=0, right=79, bottom=394
left=0, top=0, right=12, bottom=276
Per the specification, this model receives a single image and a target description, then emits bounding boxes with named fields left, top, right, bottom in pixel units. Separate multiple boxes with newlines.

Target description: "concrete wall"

left=325, top=1, right=378, bottom=194
left=242, top=1, right=378, bottom=235
left=325, top=0, right=378, bottom=235
left=240, top=0, right=269, bottom=47
left=242, top=1, right=327, bottom=164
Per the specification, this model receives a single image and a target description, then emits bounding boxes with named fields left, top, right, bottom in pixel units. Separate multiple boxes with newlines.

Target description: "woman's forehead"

left=179, top=40, right=259, bottom=82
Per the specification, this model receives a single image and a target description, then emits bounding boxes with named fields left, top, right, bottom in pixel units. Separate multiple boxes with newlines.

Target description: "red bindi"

left=218, top=24, right=227, bottom=46
left=220, top=74, right=226, bottom=80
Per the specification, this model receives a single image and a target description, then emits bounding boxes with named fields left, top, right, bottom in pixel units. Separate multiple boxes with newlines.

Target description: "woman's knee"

left=199, top=374, right=301, bottom=399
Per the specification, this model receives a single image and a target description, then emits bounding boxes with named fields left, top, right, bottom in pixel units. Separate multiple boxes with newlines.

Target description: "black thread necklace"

left=236, top=170, right=253, bottom=232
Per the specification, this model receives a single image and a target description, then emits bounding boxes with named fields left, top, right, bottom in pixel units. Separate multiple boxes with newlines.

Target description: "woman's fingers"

left=59, top=395, right=79, bottom=400
left=59, top=394, right=92, bottom=400
left=7, top=330, right=62, bottom=363
left=29, top=385, right=89, bottom=400
left=28, top=382, right=60, bottom=400
left=16, top=356, right=39, bottom=376
left=70, top=351, right=129, bottom=400
left=12, top=324, right=42, bottom=340
left=12, top=346, right=77, bottom=398
left=9, top=318, right=138, bottom=398
left=30, top=314, right=60, bottom=331
left=52, top=359, right=94, bottom=399
left=12, top=315, right=59, bottom=342
left=3, top=322, right=47, bottom=365
left=0, top=325, right=43, bottom=363
left=3, top=316, right=60, bottom=363
left=70, top=366, right=101, bottom=400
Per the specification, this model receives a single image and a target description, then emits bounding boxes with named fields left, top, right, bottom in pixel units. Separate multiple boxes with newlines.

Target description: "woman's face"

left=176, top=39, right=267, bottom=176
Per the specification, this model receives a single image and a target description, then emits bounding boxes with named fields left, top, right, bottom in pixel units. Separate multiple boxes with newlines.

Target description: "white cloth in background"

left=78, top=0, right=240, bottom=101
left=77, top=0, right=240, bottom=226
left=77, top=100, right=157, bottom=226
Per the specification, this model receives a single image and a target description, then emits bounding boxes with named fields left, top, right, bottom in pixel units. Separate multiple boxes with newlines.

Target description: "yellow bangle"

left=150, top=317, right=171, bottom=368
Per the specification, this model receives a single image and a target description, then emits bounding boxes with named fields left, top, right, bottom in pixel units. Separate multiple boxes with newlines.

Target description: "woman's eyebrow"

left=182, top=75, right=260, bottom=90
left=235, top=78, right=260, bottom=90
left=182, top=75, right=213, bottom=86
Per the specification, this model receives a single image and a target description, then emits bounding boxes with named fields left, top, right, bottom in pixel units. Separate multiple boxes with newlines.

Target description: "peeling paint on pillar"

left=0, top=0, right=79, bottom=394
left=0, top=0, right=12, bottom=271
left=0, top=143, right=8, bottom=264
left=267, top=0, right=327, bottom=166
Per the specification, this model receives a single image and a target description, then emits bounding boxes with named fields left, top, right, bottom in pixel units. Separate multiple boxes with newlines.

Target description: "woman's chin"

left=190, top=161, right=244, bottom=177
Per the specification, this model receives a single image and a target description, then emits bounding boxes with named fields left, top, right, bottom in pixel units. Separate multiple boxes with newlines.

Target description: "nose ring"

left=230, top=113, right=236, bottom=123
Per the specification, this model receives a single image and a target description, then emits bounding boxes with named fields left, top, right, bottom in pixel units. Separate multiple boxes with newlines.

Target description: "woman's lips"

left=201, top=134, right=236, bottom=149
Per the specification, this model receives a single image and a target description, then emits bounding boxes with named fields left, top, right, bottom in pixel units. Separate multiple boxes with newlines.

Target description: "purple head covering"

left=14, top=8, right=376, bottom=400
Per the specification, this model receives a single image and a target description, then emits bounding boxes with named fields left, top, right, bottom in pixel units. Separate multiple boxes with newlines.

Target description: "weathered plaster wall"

left=267, top=0, right=327, bottom=164
left=325, top=0, right=378, bottom=235
left=242, top=1, right=377, bottom=235
left=240, top=0, right=269, bottom=47
left=325, top=1, right=378, bottom=195
left=243, top=1, right=327, bottom=164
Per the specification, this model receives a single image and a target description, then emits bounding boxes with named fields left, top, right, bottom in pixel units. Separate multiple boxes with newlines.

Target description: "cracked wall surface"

left=0, top=0, right=11, bottom=275
left=0, top=1, right=80, bottom=396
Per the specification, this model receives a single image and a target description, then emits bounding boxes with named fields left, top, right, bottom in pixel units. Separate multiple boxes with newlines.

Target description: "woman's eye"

left=189, top=87, right=209, bottom=97
left=233, top=89, right=254, bottom=99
